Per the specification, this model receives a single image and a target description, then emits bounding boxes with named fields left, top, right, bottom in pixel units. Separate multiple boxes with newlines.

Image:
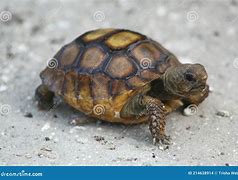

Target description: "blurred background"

left=0, top=0, right=238, bottom=165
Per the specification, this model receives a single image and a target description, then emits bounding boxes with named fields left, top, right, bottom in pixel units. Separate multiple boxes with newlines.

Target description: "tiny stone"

left=94, top=135, right=105, bottom=141
left=225, top=163, right=229, bottom=166
left=216, top=110, right=230, bottom=117
left=213, top=31, right=220, bottom=37
left=38, top=153, right=44, bottom=158
left=53, top=114, right=58, bottom=118
left=220, top=152, right=225, bottom=155
left=41, top=147, right=52, bottom=152
left=24, top=112, right=33, bottom=118
left=158, top=145, right=164, bottom=150
left=45, top=137, right=50, bottom=141
left=152, top=153, right=156, bottom=158
left=25, top=154, right=32, bottom=159
left=0, top=85, right=7, bottom=92
left=209, top=86, right=214, bottom=92
left=199, top=114, right=205, bottom=118
left=186, top=126, right=191, bottom=130
left=70, top=119, right=77, bottom=125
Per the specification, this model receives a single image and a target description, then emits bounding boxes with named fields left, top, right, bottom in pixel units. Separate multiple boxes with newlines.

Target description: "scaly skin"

left=144, top=96, right=171, bottom=145
left=120, top=64, right=209, bottom=146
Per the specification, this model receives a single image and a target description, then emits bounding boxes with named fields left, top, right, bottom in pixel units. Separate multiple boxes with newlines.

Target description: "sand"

left=0, top=0, right=238, bottom=165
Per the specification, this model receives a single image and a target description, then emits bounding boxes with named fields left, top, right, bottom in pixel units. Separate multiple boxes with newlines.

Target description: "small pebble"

left=38, top=153, right=44, bottom=158
left=213, top=31, right=220, bottom=37
left=186, top=126, right=191, bottom=130
left=94, top=135, right=105, bottom=141
left=25, top=154, right=32, bottom=159
left=24, top=112, right=33, bottom=118
left=45, top=137, right=50, bottom=141
left=41, top=123, right=50, bottom=131
left=41, top=147, right=52, bottom=152
left=216, top=110, right=230, bottom=117
left=199, top=114, right=205, bottom=118
left=209, top=86, right=214, bottom=92
left=0, top=85, right=7, bottom=92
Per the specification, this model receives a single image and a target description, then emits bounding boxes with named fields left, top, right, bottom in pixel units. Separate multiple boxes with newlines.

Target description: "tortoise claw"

left=153, top=134, right=171, bottom=147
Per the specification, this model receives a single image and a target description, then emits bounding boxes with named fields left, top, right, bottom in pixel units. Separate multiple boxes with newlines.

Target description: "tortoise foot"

left=35, top=84, right=54, bottom=110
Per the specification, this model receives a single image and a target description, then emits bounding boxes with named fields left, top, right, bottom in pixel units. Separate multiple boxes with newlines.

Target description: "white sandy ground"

left=0, top=0, right=238, bottom=165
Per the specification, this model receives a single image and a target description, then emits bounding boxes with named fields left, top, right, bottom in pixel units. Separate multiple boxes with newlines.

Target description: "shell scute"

left=82, top=28, right=116, bottom=42
left=91, top=73, right=111, bottom=99
left=79, top=46, right=107, bottom=72
left=58, top=42, right=80, bottom=68
left=105, top=55, right=137, bottom=79
left=105, top=31, right=144, bottom=50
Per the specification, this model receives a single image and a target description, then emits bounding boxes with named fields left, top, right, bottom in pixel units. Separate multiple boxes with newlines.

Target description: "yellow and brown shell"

left=40, top=28, right=180, bottom=123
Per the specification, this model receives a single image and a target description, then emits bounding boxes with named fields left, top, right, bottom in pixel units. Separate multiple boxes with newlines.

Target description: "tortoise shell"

left=40, top=28, right=181, bottom=123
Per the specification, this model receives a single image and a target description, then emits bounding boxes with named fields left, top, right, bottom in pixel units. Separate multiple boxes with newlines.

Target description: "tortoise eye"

left=185, top=73, right=196, bottom=82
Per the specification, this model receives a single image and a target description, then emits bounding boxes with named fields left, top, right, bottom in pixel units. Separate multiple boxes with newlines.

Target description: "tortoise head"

left=163, top=63, right=208, bottom=97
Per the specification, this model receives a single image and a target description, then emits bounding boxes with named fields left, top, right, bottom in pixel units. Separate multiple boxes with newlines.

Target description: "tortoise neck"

left=147, top=76, right=179, bottom=101
left=163, top=66, right=185, bottom=98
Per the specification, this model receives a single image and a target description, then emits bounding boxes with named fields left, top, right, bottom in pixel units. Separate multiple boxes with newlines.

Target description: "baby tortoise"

left=36, top=28, right=209, bottom=146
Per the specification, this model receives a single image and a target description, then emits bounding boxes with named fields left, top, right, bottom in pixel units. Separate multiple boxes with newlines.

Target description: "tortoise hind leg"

left=35, top=84, right=55, bottom=110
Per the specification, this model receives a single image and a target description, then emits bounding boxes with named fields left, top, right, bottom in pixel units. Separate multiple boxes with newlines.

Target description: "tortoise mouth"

left=190, top=85, right=206, bottom=94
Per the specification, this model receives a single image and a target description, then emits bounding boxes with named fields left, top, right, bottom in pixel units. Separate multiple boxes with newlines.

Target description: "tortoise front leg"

left=142, top=96, right=171, bottom=145
left=121, top=94, right=171, bottom=145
